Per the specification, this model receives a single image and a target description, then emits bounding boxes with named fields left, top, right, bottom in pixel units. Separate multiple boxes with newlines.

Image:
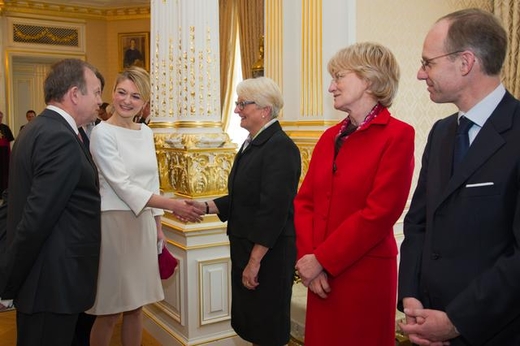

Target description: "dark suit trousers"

left=71, top=312, right=96, bottom=346
left=16, top=310, right=78, bottom=346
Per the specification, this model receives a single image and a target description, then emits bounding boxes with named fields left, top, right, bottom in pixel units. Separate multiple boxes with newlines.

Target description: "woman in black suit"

left=200, top=77, right=301, bottom=345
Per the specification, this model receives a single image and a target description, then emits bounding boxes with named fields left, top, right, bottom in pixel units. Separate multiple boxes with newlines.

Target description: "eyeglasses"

left=235, top=100, right=256, bottom=110
left=420, top=50, right=464, bottom=71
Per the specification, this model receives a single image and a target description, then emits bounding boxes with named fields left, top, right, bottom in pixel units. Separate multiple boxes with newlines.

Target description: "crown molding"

left=1, top=0, right=150, bottom=21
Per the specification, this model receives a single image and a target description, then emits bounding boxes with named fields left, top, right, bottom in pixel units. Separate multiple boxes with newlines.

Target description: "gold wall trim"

left=149, top=121, right=223, bottom=129
left=149, top=301, right=181, bottom=323
left=300, top=0, right=323, bottom=117
left=281, top=120, right=338, bottom=127
left=286, top=131, right=324, bottom=139
left=142, top=308, right=188, bottom=345
left=1, top=0, right=150, bottom=20
left=162, top=215, right=225, bottom=232
left=167, top=240, right=230, bottom=252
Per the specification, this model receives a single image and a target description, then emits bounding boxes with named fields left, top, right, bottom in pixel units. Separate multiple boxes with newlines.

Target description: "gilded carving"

left=13, top=25, right=78, bottom=45
left=155, top=133, right=237, bottom=196
left=298, top=145, right=314, bottom=183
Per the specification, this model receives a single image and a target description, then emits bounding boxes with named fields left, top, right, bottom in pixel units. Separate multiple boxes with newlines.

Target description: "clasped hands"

left=398, top=297, right=459, bottom=345
left=171, top=199, right=205, bottom=223
left=295, top=254, right=331, bottom=299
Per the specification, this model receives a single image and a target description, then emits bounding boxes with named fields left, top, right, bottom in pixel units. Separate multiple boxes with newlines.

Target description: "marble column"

left=144, top=0, right=240, bottom=345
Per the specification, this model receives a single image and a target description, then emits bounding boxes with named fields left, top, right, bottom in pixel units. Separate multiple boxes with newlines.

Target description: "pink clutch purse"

left=158, top=244, right=178, bottom=280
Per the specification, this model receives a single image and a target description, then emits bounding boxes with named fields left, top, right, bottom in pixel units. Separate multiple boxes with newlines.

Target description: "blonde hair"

left=236, top=77, right=284, bottom=118
left=327, top=42, right=400, bottom=107
left=113, top=66, right=150, bottom=103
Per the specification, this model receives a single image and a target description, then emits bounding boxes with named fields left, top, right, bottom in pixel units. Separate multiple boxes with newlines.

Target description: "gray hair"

left=236, top=77, right=284, bottom=118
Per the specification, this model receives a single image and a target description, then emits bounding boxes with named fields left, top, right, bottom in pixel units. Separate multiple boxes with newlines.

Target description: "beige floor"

left=0, top=308, right=161, bottom=346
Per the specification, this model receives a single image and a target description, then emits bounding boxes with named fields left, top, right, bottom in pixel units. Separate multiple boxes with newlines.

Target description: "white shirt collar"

left=252, top=118, right=278, bottom=140
left=460, top=84, right=506, bottom=127
left=46, top=105, right=80, bottom=134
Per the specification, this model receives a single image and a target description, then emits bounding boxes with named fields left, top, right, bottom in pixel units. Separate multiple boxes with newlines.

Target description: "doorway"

left=6, top=52, right=84, bottom=138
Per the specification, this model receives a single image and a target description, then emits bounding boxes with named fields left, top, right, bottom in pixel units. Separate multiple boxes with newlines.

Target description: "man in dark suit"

left=398, top=8, right=520, bottom=346
left=70, top=69, right=106, bottom=346
left=0, top=58, right=103, bottom=345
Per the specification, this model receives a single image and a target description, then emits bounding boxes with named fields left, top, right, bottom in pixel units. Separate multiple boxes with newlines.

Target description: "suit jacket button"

left=431, top=253, right=440, bottom=260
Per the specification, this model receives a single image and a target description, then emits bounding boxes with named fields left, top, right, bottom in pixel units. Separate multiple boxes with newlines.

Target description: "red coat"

left=294, top=108, right=414, bottom=345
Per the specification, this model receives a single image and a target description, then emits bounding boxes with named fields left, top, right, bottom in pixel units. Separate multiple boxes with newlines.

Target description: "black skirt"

left=229, top=234, right=296, bottom=346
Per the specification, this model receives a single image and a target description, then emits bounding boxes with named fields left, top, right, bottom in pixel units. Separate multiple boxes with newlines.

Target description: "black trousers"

left=16, top=310, right=79, bottom=346
left=71, top=312, right=96, bottom=346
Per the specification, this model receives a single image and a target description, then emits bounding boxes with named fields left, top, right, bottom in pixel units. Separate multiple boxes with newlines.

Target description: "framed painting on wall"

left=118, top=32, right=149, bottom=71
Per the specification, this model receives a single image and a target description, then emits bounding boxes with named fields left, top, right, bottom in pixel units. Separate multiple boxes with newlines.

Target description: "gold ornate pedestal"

left=154, top=132, right=237, bottom=197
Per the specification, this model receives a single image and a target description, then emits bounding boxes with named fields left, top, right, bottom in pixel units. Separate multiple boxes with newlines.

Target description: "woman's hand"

left=242, top=244, right=269, bottom=290
left=170, top=199, right=205, bottom=223
left=191, top=200, right=218, bottom=215
left=295, top=254, right=323, bottom=286
left=308, top=271, right=331, bottom=299
left=155, top=216, right=166, bottom=242
left=242, top=258, right=261, bottom=290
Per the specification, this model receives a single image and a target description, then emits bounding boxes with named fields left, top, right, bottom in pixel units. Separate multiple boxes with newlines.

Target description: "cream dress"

left=87, top=122, right=164, bottom=315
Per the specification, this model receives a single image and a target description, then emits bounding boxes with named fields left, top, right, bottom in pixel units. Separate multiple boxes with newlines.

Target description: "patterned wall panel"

left=356, top=0, right=488, bottom=189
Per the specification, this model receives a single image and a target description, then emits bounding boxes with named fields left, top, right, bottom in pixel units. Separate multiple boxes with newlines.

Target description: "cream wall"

left=356, top=0, right=489, bottom=186
left=85, top=18, right=150, bottom=102
left=0, top=9, right=149, bottom=120
left=85, top=19, right=108, bottom=98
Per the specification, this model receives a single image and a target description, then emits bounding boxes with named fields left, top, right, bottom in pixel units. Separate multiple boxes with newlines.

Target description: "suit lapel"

left=229, top=122, right=282, bottom=189
left=44, top=110, right=98, bottom=178
left=438, top=116, right=457, bottom=191
left=239, top=121, right=282, bottom=155
left=434, top=93, right=516, bottom=211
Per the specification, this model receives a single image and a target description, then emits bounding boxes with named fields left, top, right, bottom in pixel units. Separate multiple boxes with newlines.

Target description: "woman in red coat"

left=294, top=42, right=415, bottom=345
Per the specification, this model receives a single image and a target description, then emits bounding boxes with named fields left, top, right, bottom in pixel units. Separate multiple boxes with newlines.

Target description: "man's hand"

left=399, top=302, right=458, bottom=346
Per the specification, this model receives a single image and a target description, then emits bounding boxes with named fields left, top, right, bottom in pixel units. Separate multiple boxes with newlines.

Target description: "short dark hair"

left=96, top=70, right=106, bottom=91
left=44, top=59, right=99, bottom=104
left=440, top=8, right=507, bottom=75
left=26, top=110, right=36, bottom=116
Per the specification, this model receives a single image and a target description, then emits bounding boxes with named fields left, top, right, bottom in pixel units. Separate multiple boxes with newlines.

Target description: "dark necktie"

left=78, top=127, right=90, bottom=149
left=452, top=116, right=473, bottom=173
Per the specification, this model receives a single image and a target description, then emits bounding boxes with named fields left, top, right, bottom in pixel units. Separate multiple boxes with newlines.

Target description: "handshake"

left=169, top=199, right=216, bottom=223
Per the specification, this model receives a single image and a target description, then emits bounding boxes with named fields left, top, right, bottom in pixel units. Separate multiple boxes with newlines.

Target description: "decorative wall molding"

left=198, top=257, right=231, bottom=326
left=7, top=17, right=85, bottom=52
left=1, top=0, right=150, bottom=20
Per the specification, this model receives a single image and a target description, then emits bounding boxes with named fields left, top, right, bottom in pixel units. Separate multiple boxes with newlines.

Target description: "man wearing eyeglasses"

left=398, top=8, right=520, bottom=346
